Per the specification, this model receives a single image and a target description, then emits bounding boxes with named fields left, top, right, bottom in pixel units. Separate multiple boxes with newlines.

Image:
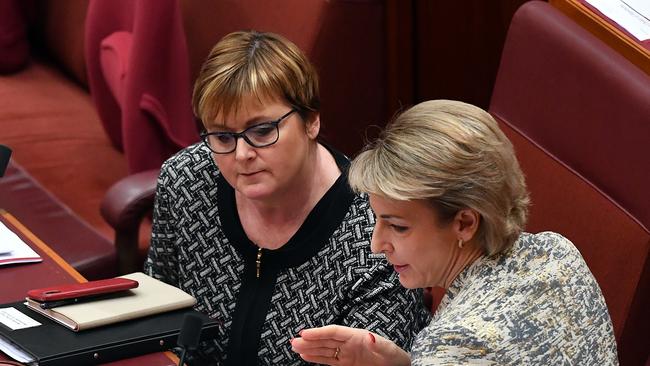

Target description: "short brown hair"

left=349, top=100, right=530, bottom=255
left=192, top=30, right=319, bottom=125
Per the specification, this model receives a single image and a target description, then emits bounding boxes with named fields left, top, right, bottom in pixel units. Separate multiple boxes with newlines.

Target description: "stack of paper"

left=0, top=221, right=41, bottom=266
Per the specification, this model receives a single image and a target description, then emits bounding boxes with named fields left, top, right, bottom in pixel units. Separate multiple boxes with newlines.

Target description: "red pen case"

left=27, top=277, right=139, bottom=302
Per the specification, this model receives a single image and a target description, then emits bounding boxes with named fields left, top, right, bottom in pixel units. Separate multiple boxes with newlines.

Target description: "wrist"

left=380, top=339, right=410, bottom=366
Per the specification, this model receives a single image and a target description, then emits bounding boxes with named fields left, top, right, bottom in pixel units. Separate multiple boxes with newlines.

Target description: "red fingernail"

left=368, top=333, right=376, bottom=343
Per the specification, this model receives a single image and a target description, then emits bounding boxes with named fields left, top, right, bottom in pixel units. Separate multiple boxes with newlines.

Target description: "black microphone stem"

left=178, top=348, right=188, bottom=366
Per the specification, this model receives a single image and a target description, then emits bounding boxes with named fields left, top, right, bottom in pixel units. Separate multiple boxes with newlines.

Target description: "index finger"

left=299, top=325, right=355, bottom=342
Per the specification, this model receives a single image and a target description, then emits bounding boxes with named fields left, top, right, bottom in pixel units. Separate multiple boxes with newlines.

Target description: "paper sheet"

left=0, top=307, right=39, bottom=364
left=0, top=222, right=42, bottom=266
left=586, top=0, right=650, bottom=41
left=0, top=307, right=41, bottom=330
left=622, top=0, right=650, bottom=19
left=0, top=334, right=35, bottom=364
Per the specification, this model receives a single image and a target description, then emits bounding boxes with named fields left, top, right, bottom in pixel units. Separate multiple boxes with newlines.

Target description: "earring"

left=458, top=239, right=464, bottom=249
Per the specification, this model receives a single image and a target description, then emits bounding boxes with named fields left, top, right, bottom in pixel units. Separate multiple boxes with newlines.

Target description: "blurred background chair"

left=85, top=0, right=199, bottom=175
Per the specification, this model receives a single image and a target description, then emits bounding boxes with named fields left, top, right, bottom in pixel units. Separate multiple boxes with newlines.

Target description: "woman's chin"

left=236, top=183, right=275, bottom=201
left=398, top=275, right=419, bottom=289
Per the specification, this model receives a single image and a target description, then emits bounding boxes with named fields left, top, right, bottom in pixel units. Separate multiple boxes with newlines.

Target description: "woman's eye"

left=215, top=134, right=234, bottom=144
left=390, top=224, right=409, bottom=233
left=250, top=124, right=275, bottom=137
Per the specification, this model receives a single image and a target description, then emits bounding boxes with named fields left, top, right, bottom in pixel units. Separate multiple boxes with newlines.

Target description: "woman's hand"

left=290, top=325, right=411, bottom=366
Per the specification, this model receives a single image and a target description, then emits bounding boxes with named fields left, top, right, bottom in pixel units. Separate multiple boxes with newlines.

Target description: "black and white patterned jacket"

left=145, top=143, right=431, bottom=365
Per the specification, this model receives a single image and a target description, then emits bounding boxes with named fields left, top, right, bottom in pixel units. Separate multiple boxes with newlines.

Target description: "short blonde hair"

left=192, top=30, right=319, bottom=125
left=349, top=100, right=529, bottom=255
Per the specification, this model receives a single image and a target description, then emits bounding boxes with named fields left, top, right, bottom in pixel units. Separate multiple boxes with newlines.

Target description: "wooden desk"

left=0, top=211, right=178, bottom=366
left=551, top=0, right=650, bottom=75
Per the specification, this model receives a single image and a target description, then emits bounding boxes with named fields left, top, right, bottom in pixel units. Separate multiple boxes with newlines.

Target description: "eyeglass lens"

left=202, top=109, right=295, bottom=154
left=206, top=123, right=278, bottom=153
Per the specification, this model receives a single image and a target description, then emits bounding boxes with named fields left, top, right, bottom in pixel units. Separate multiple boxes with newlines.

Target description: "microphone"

left=177, top=313, right=204, bottom=366
left=0, top=145, right=11, bottom=177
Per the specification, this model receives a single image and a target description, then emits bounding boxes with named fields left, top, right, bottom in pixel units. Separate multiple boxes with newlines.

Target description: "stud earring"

left=458, top=239, right=464, bottom=249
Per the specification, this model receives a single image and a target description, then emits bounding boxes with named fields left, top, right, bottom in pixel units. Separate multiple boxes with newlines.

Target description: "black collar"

left=217, top=145, right=355, bottom=269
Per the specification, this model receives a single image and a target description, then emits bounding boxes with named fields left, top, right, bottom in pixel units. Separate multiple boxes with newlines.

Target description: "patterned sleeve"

left=340, top=262, right=432, bottom=350
left=143, top=162, right=179, bottom=285
left=410, top=327, right=496, bottom=366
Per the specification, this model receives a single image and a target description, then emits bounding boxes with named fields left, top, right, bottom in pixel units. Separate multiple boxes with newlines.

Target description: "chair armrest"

left=100, top=169, right=159, bottom=274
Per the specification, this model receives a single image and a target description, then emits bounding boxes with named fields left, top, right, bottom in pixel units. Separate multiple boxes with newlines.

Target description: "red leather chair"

left=85, top=0, right=199, bottom=174
left=489, top=2, right=649, bottom=364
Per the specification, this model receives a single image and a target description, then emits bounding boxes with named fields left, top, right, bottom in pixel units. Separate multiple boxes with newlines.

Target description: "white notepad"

left=0, top=221, right=41, bottom=266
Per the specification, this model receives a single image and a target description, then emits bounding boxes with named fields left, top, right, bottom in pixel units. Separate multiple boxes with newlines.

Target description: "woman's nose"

left=234, top=137, right=255, bottom=160
left=370, top=226, right=390, bottom=254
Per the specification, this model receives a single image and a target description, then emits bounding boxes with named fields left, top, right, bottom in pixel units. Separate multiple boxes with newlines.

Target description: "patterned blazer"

left=410, top=232, right=618, bottom=365
left=145, top=143, right=431, bottom=365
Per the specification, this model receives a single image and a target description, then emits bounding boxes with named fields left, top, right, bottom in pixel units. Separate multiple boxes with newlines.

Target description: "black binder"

left=0, top=301, right=220, bottom=365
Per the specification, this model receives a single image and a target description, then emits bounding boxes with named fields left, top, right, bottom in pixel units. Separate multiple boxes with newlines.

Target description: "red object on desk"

left=27, top=277, right=138, bottom=303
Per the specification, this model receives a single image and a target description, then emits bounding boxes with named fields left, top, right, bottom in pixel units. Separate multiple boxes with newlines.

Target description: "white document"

left=0, top=221, right=42, bottom=266
left=622, top=0, right=650, bottom=19
left=0, top=307, right=41, bottom=330
left=587, top=0, right=650, bottom=41
left=0, top=222, right=14, bottom=254
left=0, top=334, right=35, bottom=364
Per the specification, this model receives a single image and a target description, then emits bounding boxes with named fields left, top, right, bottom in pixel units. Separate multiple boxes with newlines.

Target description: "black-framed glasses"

left=200, top=109, right=296, bottom=154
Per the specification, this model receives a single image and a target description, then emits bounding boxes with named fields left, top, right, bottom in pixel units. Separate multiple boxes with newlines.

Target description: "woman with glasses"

left=144, top=30, right=430, bottom=365
left=291, top=100, right=617, bottom=365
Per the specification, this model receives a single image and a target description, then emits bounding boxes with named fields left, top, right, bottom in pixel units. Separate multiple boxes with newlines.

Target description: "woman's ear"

left=454, top=208, right=480, bottom=242
left=305, top=113, right=320, bottom=140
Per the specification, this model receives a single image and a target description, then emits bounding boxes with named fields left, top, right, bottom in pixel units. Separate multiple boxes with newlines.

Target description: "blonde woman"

left=144, top=31, right=430, bottom=365
left=291, top=100, right=618, bottom=365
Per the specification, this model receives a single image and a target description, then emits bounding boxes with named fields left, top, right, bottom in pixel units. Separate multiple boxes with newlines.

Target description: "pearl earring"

left=458, top=239, right=464, bottom=249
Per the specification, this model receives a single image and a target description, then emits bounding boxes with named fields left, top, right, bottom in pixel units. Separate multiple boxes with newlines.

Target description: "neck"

left=439, top=240, right=484, bottom=289
left=237, top=143, right=339, bottom=226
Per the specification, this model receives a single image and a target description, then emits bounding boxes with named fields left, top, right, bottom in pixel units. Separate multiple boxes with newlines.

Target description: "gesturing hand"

left=290, top=325, right=411, bottom=366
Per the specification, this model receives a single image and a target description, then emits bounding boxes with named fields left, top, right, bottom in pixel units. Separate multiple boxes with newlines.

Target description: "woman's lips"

left=393, top=264, right=408, bottom=273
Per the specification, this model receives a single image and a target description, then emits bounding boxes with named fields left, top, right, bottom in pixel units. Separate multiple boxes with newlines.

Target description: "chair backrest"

left=86, top=0, right=200, bottom=173
left=490, top=1, right=650, bottom=230
left=489, top=2, right=650, bottom=365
